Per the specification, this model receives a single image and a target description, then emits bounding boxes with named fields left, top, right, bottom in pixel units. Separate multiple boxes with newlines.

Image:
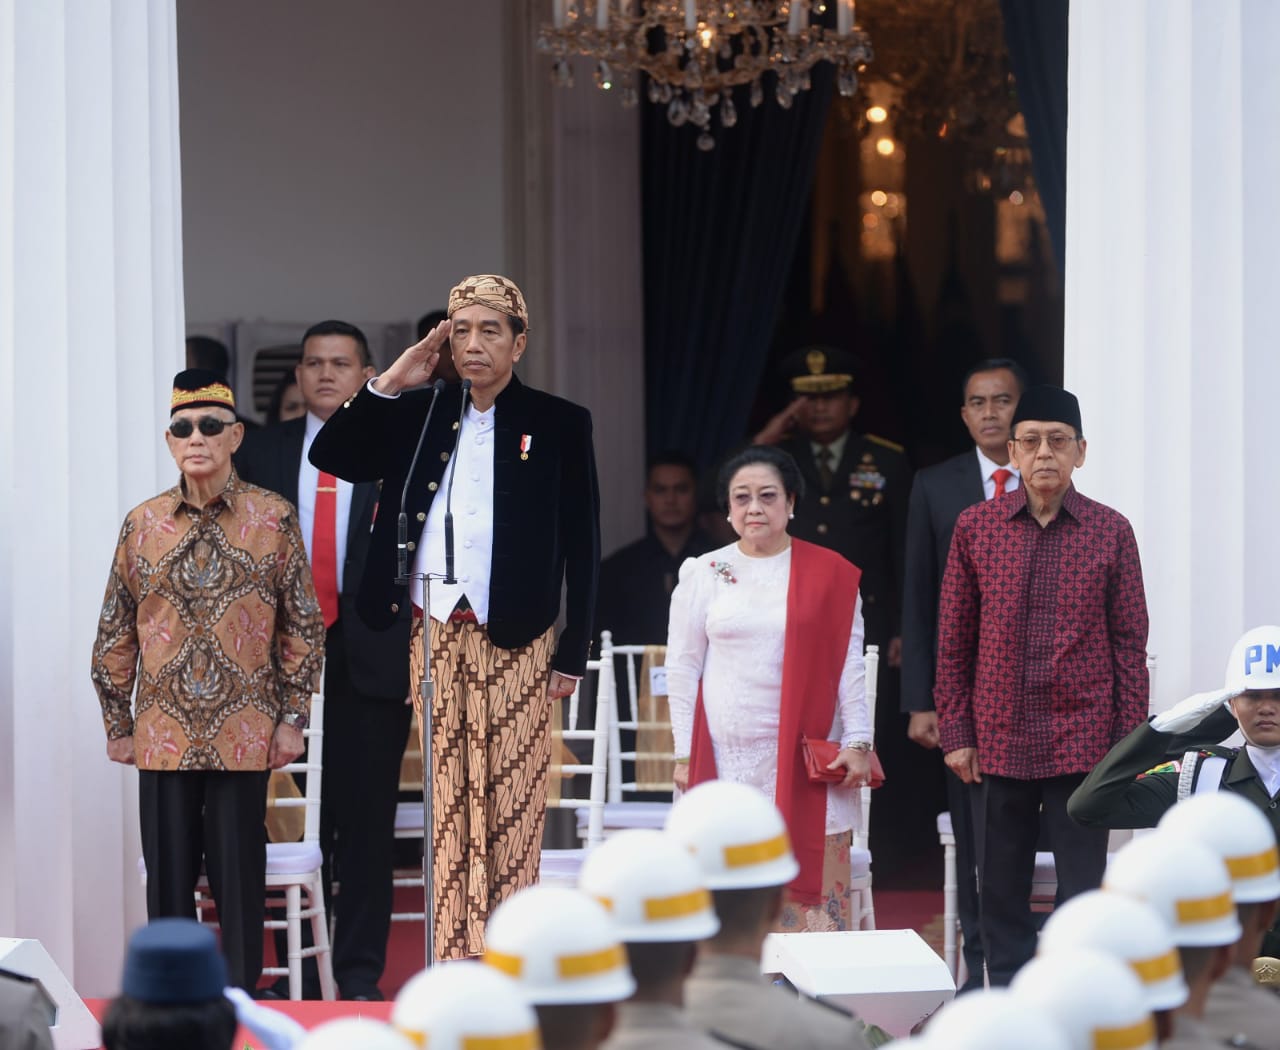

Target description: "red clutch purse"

left=801, top=735, right=886, bottom=788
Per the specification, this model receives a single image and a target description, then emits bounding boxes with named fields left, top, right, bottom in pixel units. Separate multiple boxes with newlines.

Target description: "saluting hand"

left=373, top=320, right=452, bottom=396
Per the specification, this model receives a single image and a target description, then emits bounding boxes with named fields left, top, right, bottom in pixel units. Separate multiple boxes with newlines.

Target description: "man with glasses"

left=91, top=369, right=325, bottom=992
left=934, top=385, right=1150, bottom=985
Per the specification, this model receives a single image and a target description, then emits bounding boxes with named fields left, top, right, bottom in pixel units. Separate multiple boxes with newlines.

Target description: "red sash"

left=689, top=539, right=861, bottom=905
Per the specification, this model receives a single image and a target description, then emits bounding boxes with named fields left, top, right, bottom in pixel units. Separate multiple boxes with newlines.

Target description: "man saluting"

left=309, top=274, right=600, bottom=960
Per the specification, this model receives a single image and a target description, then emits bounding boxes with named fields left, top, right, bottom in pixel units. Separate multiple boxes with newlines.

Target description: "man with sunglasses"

left=933, top=385, right=1150, bottom=985
left=91, top=368, right=325, bottom=992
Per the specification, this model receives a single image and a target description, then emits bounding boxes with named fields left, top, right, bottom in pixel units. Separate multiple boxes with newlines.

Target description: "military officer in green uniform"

left=753, top=347, right=910, bottom=664
left=1069, top=624, right=1280, bottom=1029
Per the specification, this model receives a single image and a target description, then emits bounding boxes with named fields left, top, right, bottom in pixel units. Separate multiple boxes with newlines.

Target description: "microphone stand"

left=443, top=379, right=471, bottom=586
left=393, top=379, right=447, bottom=967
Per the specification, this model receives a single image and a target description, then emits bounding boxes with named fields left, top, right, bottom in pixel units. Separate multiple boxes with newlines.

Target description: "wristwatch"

left=846, top=741, right=873, bottom=752
left=281, top=711, right=309, bottom=731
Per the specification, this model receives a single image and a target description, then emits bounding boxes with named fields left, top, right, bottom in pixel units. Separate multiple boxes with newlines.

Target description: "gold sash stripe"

left=1225, top=845, right=1280, bottom=880
left=724, top=832, right=791, bottom=869
left=1174, top=890, right=1234, bottom=924
left=644, top=887, right=712, bottom=921
left=1130, top=950, right=1180, bottom=984
left=484, top=944, right=626, bottom=982
left=397, top=1029, right=540, bottom=1050
left=1092, top=1016, right=1156, bottom=1050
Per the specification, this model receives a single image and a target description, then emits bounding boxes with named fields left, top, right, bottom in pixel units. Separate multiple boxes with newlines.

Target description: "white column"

left=1066, top=0, right=1280, bottom=709
left=0, top=0, right=185, bottom=994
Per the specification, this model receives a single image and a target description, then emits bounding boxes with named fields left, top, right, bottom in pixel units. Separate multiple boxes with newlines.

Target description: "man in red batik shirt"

left=934, top=385, right=1149, bottom=986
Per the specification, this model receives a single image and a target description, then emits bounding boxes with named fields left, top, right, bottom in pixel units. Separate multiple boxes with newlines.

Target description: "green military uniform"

left=774, top=346, right=910, bottom=650
left=685, top=954, right=876, bottom=1050
left=602, top=1002, right=747, bottom=1050
left=1068, top=708, right=1280, bottom=962
left=779, top=430, right=910, bottom=649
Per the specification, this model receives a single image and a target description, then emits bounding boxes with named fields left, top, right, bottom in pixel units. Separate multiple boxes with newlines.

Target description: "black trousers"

left=139, top=769, right=269, bottom=991
left=973, top=773, right=1108, bottom=986
left=945, top=767, right=986, bottom=986
left=273, top=620, right=412, bottom=998
left=319, top=624, right=412, bottom=996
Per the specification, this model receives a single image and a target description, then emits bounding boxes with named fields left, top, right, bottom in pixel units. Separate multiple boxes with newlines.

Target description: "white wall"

left=1065, top=0, right=1280, bottom=708
left=178, top=0, right=509, bottom=326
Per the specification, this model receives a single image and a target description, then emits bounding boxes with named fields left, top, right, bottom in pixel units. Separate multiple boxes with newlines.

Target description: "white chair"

left=850, top=643, right=879, bottom=931
left=258, top=688, right=336, bottom=1000
left=539, top=631, right=614, bottom=885
left=574, top=641, right=673, bottom=839
left=937, top=652, right=1155, bottom=982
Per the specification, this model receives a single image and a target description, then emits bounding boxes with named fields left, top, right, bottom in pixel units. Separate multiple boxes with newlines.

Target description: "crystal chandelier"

left=536, top=1, right=874, bottom=150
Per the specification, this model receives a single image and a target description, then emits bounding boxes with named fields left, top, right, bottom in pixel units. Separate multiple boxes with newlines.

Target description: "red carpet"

left=76, top=887, right=947, bottom=1047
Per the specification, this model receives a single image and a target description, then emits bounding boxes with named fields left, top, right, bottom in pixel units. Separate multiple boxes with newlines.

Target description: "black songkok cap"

left=121, top=918, right=228, bottom=1004
left=1011, top=385, right=1082, bottom=435
left=779, top=346, right=860, bottom=394
left=170, top=368, right=236, bottom=416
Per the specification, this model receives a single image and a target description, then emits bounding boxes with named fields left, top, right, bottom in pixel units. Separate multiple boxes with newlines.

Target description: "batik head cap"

left=171, top=368, right=235, bottom=416
left=448, top=274, right=529, bottom=331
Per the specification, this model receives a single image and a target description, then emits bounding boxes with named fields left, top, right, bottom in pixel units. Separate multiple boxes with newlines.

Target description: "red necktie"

left=312, top=471, right=339, bottom=629
left=991, top=467, right=1013, bottom=501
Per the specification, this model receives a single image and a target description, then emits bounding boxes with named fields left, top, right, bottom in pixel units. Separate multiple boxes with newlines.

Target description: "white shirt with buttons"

left=366, top=379, right=497, bottom=623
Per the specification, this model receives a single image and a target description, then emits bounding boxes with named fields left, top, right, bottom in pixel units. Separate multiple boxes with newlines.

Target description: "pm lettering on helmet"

left=1244, top=643, right=1280, bottom=676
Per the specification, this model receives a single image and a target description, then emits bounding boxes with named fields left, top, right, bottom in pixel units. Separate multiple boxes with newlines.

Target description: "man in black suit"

left=236, top=320, right=412, bottom=999
left=310, top=275, right=600, bottom=961
left=900, top=357, right=1026, bottom=988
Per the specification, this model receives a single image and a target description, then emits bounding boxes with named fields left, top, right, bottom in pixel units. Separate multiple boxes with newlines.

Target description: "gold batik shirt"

left=91, top=471, right=324, bottom=771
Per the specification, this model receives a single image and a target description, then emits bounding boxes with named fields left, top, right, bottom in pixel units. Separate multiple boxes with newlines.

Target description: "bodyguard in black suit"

left=310, top=275, right=599, bottom=960
left=236, top=320, right=411, bottom=998
left=900, top=358, right=1025, bottom=988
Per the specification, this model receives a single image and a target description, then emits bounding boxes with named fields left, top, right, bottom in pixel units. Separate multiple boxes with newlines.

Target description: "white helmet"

left=1039, top=890, right=1187, bottom=1011
left=1011, top=947, right=1157, bottom=1050
left=1224, top=626, right=1280, bottom=692
left=1157, top=792, right=1280, bottom=904
left=484, top=885, right=635, bottom=1005
left=578, top=828, right=719, bottom=943
left=1104, top=834, right=1241, bottom=947
left=392, top=961, right=541, bottom=1050
left=665, top=780, right=800, bottom=890
left=923, top=988, right=1072, bottom=1050
left=296, top=1018, right=416, bottom=1050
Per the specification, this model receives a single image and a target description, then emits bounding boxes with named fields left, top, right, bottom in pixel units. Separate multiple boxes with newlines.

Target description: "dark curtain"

left=1000, top=0, right=1068, bottom=273
left=642, top=69, right=833, bottom=469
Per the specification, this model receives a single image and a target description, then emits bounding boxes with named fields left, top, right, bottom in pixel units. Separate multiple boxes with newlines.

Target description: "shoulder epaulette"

left=866, top=433, right=904, bottom=453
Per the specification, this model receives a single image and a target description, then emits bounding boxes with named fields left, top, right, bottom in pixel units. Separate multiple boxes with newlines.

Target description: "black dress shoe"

left=344, top=989, right=385, bottom=1002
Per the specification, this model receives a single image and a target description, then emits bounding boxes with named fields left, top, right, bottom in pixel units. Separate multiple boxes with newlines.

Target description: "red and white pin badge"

left=520, top=434, right=533, bottom=461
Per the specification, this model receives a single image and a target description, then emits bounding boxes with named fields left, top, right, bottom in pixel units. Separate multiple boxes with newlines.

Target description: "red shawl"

left=688, top=539, right=862, bottom=905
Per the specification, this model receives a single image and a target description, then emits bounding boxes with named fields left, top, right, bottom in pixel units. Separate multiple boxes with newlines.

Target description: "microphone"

left=443, top=379, right=471, bottom=586
left=396, top=379, right=446, bottom=585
